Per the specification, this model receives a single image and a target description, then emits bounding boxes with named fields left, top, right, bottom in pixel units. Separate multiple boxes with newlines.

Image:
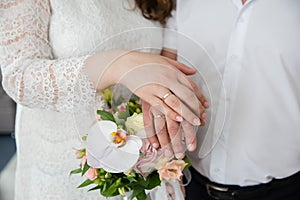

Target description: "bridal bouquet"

left=71, top=88, right=190, bottom=200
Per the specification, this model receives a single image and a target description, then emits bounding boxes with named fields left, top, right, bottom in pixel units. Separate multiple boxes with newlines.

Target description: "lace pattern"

left=0, top=0, right=95, bottom=112
left=0, top=0, right=165, bottom=199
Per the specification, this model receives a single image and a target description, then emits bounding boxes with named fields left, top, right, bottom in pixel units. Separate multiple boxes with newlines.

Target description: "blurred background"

left=0, top=70, right=16, bottom=200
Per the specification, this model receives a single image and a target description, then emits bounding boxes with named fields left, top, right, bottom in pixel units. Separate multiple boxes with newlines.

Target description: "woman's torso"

left=15, top=1, right=163, bottom=199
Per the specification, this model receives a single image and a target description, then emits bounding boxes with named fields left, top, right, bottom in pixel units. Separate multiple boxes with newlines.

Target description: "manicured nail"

left=193, top=118, right=201, bottom=126
left=175, top=153, right=184, bottom=159
left=152, top=143, right=159, bottom=149
left=187, top=144, right=195, bottom=151
left=175, top=116, right=183, bottom=122
left=204, top=101, right=209, bottom=108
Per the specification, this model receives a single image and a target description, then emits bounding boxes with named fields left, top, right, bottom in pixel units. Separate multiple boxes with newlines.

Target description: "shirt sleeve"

left=163, top=10, right=178, bottom=50
left=0, top=0, right=95, bottom=112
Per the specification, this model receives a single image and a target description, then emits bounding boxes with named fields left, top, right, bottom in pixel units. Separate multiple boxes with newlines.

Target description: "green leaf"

left=124, top=176, right=138, bottom=183
left=97, top=110, right=116, bottom=122
left=88, top=185, right=102, bottom=192
left=69, top=168, right=82, bottom=176
left=136, top=191, right=147, bottom=200
left=77, top=179, right=94, bottom=188
left=183, top=156, right=192, bottom=169
left=101, top=182, right=118, bottom=197
left=81, top=162, right=90, bottom=176
left=145, top=173, right=161, bottom=190
left=131, top=187, right=147, bottom=200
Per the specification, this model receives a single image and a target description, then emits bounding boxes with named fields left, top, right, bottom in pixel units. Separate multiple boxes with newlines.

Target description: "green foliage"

left=72, top=165, right=161, bottom=200
left=69, top=168, right=82, bottom=176
left=97, top=110, right=115, bottom=122
left=77, top=179, right=94, bottom=188
left=81, top=162, right=90, bottom=176
left=183, top=156, right=192, bottom=169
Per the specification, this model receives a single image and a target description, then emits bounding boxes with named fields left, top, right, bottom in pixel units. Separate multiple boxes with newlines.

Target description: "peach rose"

left=81, top=155, right=98, bottom=180
left=158, top=160, right=187, bottom=181
left=85, top=167, right=98, bottom=181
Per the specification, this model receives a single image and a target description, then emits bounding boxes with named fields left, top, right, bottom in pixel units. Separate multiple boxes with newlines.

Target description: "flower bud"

left=118, top=187, right=127, bottom=196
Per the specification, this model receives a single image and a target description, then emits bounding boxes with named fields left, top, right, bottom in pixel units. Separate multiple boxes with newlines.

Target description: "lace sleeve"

left=0, top=0, right=95, bottom=112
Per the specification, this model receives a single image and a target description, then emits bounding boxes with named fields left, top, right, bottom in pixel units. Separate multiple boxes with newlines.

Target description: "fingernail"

left=175, top=153, right=184, bottom=159
left=193, top=118, right=201, bottom=126
left=201, top=113, right=208, bottom=120
left=204, top=102, right=209, bottom=108
left=175, top=116, right=183, bottom=122
left=152, top=143, right=159, bottom=149
left=187, top=144, right=195, bottom=151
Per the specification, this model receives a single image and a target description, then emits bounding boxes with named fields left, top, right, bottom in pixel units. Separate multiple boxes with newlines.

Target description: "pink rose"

left=158, top=160, right=187, bottom=181
left=81, top=155, right=98, bottom=180
left=134, top=140, right=173, bottom=177
left=85, top=167, right=98, bottom=181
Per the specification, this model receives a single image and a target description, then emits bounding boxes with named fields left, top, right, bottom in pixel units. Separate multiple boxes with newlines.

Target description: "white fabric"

left=0, top=0, right=168, bottom=199
left=0, top=154, right=16, bottom=200
left=165, top=0, right=300, bottom=186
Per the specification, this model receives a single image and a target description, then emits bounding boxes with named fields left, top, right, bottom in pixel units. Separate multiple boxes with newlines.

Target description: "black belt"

left=189, top=167, right=300, bottom=200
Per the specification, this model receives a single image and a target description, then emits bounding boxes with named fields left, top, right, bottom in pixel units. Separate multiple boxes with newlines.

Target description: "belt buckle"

left=206, top=183, right=234, bottom=200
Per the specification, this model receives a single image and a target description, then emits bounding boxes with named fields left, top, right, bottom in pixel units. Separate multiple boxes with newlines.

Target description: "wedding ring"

left=161, top=92, right=171, bottom=101
left=154, top=114, right=165, bottom=119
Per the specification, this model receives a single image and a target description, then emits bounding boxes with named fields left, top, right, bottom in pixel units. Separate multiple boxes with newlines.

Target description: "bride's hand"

left=114, top=51, right=205, bottom=127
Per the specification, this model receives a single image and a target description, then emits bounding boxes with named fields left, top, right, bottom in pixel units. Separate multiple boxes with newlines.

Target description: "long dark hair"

left=134, top=0, right=174, bottom=24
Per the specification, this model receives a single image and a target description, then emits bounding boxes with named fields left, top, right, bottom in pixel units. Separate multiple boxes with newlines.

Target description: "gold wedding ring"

left=154, top=114, right=165, bottom=119
left=161, top=92, right=171, bottom=101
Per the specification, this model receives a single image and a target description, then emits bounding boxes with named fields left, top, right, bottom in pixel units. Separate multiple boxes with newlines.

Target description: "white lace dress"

left=0, top=0, right=164, bottom=199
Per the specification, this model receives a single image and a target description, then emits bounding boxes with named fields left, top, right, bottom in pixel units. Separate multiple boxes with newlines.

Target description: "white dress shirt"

left=164, top=0, right=300, bottom=186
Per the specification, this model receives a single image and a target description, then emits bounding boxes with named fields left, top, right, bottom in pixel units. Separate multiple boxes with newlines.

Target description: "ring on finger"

left=153, top=114, right=165, bottom=119
left=161, top=92, right=171, bottom=101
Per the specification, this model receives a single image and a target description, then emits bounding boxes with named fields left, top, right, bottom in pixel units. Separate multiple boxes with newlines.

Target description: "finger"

left=172, top=74, right=202, bottom=116
left=165, top=116, right=185, bottom=159
left=142, top=101, right=159, bottom=148
left=163, top=93, right=201, bottom=126
left=169, top=78, right=201, bottom=116
left=177, top=74, right=209, bottom=110
left=176, top=75, right=209, bottom=122
left=166, top=58, right=197, bottom=75
left=186, top=76, right=209, bottom=108
left=153, top=113, right=170, bottom=149
left=181, top=120, right=197, bottom=152
left=136, top=85, right=184, bottom=123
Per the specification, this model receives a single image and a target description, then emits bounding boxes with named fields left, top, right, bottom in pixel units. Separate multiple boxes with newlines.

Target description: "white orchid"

left=86, top=120, right=142, bottom=173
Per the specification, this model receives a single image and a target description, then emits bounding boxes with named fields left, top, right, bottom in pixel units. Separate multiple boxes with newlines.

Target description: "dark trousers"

left=185, top=169, right=300, bottom=200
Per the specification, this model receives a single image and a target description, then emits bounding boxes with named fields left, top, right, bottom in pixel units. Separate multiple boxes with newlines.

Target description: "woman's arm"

left=0, top=0, right=95, bottom=112
left=0, top=0, right=204, bottom=129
